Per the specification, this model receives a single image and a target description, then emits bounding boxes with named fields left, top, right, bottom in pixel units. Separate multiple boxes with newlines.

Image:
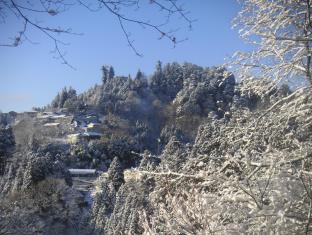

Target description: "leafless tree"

left=231, top=0, right=312, bottom=87
left=0, top=0, right=193, bottom=68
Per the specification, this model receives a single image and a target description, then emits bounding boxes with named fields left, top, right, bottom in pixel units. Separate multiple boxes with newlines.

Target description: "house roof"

left=82, top=132, right=102, bottom=137
left=87, top=122, right=101, bottom=127
left=67, top=133, right=81, bottom=138
left=44, top=123, right=60, bottom=127
left=68, top=169, right=96, bottom=175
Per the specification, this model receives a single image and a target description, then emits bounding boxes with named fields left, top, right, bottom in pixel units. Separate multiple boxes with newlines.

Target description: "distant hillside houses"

left=34, top=111, right=74, bottom=130
left=24, top=111, right=38, bottom=118
left=37, top=112, right=68, bottom=120
left=67, top=114, right=103, bottom=144
left=38, top=111, right=102, bottom=144
left=67, top=131, right=102, bottom=144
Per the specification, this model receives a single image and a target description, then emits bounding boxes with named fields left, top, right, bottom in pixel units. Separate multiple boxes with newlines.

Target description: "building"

left=68, top=168, right=97, bottom=176
left=67, top=133, right=81, bottom=144
left=85, top=115, right=99, bottom=123
left=87, top=122, right=101, bottom=129
left=82, top=131, right=102, bottom=140
left=86, top=122, right=102, bottom=132
left=44, top=122, right=60, bottom=127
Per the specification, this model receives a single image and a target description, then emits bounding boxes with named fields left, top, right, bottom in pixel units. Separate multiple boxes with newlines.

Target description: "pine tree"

left=109, top=66, right=115, bottom=80
left=59, top=87, right=68, bottom=108
left=107, top=157, right=124, bottom=191
left=150, top=61, right=163, bottom=92
left=0, top=126, right=15, bottom=175
left=67, top=86, right=77, bottom=99
left=102, top=65, right=115, bottom=83
left=102, top=65, right=109, bottom=83
left=51, top=93, right=60, bottom=108
left=135, top=69, right=143, bottom=80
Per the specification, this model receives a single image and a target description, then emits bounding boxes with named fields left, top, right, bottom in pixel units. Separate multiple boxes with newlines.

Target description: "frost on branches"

left=231, top=0, right=312, bottom=86
left=138, top=82, right=312, bottom=234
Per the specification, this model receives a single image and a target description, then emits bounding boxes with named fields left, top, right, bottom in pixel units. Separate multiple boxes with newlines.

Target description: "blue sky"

left=0, top=0, right=248, bottom=112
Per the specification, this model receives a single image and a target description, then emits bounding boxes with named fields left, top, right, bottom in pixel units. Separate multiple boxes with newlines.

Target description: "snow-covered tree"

left=232, top=0, right=312, bottom=86
left=107, top=157, right=124, bottom=191
left=0, top=126, right=15, bottom=175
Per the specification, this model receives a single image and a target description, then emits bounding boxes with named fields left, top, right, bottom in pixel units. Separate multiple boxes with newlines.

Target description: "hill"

left=0, top=62, right=311, bottom=234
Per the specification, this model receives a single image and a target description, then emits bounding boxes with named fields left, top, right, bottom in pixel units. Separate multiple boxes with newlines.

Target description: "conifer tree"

left=0, top=126, right=15, bottom=175
left=109, top=66, right=115, bottom=80
left=107, top=157, right=124, bottom=191
left=102, top=65, right=109, bottom=83
left=135, top=69, right=143, bottom=80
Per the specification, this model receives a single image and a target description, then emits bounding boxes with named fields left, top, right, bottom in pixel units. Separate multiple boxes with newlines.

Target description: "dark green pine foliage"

left=109, top=66, right=115, bottom=80
left=150, top=61, right=184, bottom=102
left=0, top=126, right=15, bottom=175
left=102, top=65, right=115, bottom=84
left=59, top=87, right=69, bottom=108
left=51, top=86, right=77, bottom=109
left=135, top=69, right=143, bottom=80
left=150, top=61, right=163, bottom=95
left=101, top=65, right=109, bottom=83
left=107, top=157, right=125, bottom=191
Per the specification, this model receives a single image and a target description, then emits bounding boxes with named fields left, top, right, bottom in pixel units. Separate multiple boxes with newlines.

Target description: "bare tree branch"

left=230, top=0, right=312, bottom=85
left=0, top=0, right=194, bottom=67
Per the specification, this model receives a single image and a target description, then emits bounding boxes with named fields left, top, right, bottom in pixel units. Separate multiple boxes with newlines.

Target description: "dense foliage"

left=91, top=80, right=312, bottom=234
left=1, top=61, right=311, bottom=234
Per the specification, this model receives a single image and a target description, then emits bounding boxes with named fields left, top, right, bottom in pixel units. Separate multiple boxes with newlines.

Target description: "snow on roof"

left=67, top=133, right=81, bottom=137
left=86, top=115, right=97, bottom=119
left=82, top=132, right=102, bottom=137
left=68, top=169, right=97, bottom=175
left=87, top=122, right=101, bottom=127
left=25, top=111, right=38, bottom=114
left=37, top=115, right=52, bottom=119
left=50, top=114, right=66, bottom=119
left=44, top=123, right=60, bottom=127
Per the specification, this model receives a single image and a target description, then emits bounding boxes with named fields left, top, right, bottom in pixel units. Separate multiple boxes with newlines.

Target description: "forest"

left=0, top=0, right=312, bottom=234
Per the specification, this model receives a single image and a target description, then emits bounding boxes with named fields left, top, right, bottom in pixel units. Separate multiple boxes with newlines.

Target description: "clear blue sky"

left=0, top=0, right=248, bottom=112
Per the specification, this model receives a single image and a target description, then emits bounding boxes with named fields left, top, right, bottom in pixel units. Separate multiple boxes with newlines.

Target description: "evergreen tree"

left=67, top=86, right=77, bottom=99
left=50, top=86, right=78, bottom=110
left=102, top=65, right=115, bottom=83
left=51, top=93, right=60, bottom=108
left=109, top=66, right=115, bottom=80
left=150, top=61, right=163, bottom=91
left=107, top=157, right=124, bottom=191
left=102, top=65, right=109, bottom=83
left=59, top=87, right=68, bottom=108
left=0, top=126, right=15, bottom=175
left=135, top=69, right=143, bottom=80
left=155, top=60, right=162, bottom=74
